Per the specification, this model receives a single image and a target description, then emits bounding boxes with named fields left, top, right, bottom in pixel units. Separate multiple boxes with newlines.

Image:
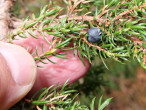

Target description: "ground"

left=106, top=67, right=146, bottom=110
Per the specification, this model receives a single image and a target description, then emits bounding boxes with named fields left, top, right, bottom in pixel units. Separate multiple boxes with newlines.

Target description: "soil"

left=106, top=67, right=146, bottom=110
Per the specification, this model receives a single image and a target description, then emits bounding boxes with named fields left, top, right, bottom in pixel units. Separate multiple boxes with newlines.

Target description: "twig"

left=113, top=3, right=146, bottom=21
left=82, top=37, right=114, bottom=56
left=36, top=105, right=42, bottom=110
left=67, top=15, right=107, bottom=23
left=49, top=94, right=69, bottom=102
left=98, top=5, right=109, bottom=18
left=68, top=0, right=90, bottom=16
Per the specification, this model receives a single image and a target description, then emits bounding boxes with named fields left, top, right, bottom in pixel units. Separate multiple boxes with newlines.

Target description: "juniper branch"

left=14, top=81, right=112, bottom=110
left=10, top=0, right=146, bottom=69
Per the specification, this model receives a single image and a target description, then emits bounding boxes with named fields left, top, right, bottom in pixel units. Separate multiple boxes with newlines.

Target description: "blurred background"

left=11, top=0, right=146, bottom=110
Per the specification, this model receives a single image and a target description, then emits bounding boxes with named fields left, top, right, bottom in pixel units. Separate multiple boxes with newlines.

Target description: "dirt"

left=106, top=67, right=146, bottom=110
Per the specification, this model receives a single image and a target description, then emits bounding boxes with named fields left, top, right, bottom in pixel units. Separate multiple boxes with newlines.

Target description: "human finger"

left=28, top=49, right=90, bottom=95
left=0, top=42, right=37, bottom=109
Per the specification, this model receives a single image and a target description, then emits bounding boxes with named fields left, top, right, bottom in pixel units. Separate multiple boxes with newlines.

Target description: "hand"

left=0, top=32, right=90, bottom=109
left=0, top=42, right=37, bottom=110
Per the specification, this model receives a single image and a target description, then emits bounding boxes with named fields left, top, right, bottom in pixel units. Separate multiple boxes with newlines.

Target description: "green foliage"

left=10, top=81, right=112, bottom=110
left=10, top=0, right=146, bottom=69
left=10, top=0, right=146, bottom=109
left=98, top=96, right=112, bottom=110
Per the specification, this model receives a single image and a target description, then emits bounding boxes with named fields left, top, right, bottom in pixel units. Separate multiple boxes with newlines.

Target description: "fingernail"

left=0, top=42, right=37, bottom=86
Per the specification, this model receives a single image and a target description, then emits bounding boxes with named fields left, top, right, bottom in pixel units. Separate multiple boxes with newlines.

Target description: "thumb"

left=0, top=42, right=37, bottom=110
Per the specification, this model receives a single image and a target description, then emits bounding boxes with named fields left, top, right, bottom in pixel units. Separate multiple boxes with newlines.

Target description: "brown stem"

left=67, top=16, right=107, bottom=23
left=0, top=0, right=12, bottom=42
left=113, top=3, right=146, bottom=21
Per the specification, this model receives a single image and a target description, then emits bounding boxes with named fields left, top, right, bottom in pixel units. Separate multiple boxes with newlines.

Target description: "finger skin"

left=14, top=32, right=91, bottom=95
left=0, top=42, right=37, bottom=110
left=28, top=50, right=90, bottom=95
left=14, top=32, right=59, bottom=56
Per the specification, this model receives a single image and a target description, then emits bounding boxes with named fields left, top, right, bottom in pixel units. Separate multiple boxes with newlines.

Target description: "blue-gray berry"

left=87, top=27, right=102, bottom=43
